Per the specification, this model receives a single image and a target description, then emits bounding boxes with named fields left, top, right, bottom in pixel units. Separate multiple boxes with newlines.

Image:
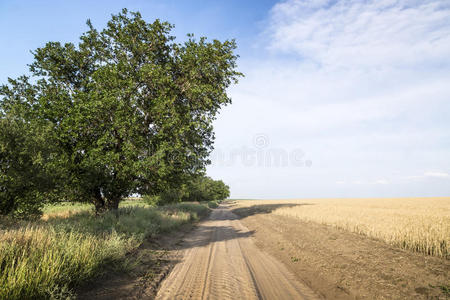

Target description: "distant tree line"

left=0, top=9, right=240, bottom=218
left=144, top=176, right=230, bottom=205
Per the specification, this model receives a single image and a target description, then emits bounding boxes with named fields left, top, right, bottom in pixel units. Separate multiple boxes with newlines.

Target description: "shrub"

left=142, top=195, right=161, bottom=206
left=0, top=119, right=59, bottom=219
left=207, top=200, right=219, bottom=209
left=173, top=176, right=230, bottom=202
left=159, top=188, right=185, bottom=204
left=163, top=202, right=210, bottom=219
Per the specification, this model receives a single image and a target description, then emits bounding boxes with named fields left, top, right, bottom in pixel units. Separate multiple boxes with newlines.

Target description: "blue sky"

left=0, top=0, right=276, bottom=80
left=1, top=0, right=450, bottom=198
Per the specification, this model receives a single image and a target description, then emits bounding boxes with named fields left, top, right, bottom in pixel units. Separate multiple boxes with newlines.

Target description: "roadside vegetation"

left=0, top=200, right=210, bottom=299
left=236, top=198, right=450, bottom=258
left=143, top=176, right=229, bottom=206
left=207, top=200, right=220, bottom=208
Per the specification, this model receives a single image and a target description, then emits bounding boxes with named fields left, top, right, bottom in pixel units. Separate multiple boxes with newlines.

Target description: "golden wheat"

left=236, top=197, right=449, bottom=258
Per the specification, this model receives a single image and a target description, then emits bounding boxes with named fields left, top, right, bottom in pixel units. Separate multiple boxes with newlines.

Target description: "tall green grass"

left=0, top=203, right=209, bottom=299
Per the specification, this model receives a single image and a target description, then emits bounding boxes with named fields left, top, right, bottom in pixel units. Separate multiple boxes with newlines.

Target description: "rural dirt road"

left=156, top=204, right=319, bottom=300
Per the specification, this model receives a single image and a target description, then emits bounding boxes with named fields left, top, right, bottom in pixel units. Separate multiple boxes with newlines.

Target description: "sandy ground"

left=156, top=204, right=319, bottom=300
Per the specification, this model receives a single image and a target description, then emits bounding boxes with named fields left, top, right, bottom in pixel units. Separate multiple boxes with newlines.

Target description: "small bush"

left=142, top=195, right=161, bottom=206
left=207, top=201, right=219, bottom=208
left=163, top=202, right=210, bottom=219
left=0, top=118, right=60, bottom=220
left=160, top=189, right=185, bottom=204
left=143, top=189, right=186, bottom=205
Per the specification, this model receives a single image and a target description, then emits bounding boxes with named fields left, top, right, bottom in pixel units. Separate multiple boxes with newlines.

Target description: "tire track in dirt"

left=156, top=204, right=319, bottom=300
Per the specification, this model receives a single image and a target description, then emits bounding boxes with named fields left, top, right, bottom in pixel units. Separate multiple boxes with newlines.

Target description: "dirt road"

left=156, top=204, right=319, bottom=300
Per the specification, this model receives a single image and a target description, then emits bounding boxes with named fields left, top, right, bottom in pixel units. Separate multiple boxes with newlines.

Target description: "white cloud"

left=424, top=171, right=449, bottom=178
left=269, top=0, right=450, bottom=70
left=373, top=178, right=390, bottom=185
left=404, top=175, right=424, bottom=180
left=335, top=178, right=389, bottom=185
left=404, top=171, right=449, bottom=180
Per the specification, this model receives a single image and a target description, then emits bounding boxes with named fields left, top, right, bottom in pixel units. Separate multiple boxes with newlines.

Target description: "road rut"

left=156, top=205, right=319, bottom=300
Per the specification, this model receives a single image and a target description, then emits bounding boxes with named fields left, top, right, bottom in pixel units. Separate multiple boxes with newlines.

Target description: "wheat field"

left=236, top=197, right=450, bottom=258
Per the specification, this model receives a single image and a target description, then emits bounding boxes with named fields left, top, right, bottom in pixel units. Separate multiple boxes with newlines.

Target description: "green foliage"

left=0, top=203, right=209, bottom=299
left=159, top=188, right=186, bottom=204
left=0, top=117, right=60, bottom=219
left=182, top=176, right=230, bottom=202
left=0, top=9, right=242, bottom=215
left=42, top=202, right=94, bottom=215
left=207, top=200, right=219, bottom=208
left=146, top=176, right=230, bottom=205
left=142, top=194, right=161, bottom=206
left=41, top=199, right=147, bottom=217
left=162, top=202, right=210, bottom=218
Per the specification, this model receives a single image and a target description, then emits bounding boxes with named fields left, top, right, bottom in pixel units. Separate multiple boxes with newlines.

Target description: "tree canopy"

left=146, top=176, right=230, bottom=205
left=181, top=176, right=230, bottom=202
left=0, top=9, right=241, bottom=216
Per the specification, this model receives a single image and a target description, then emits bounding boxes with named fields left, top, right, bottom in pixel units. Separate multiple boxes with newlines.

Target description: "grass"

left=41, top=198, right=148, bottom=220
left=0, top=201, right=210, bottom=299
left=162, top=202, right=210, bottom=217
left=430, top=284, right=450, bottom=297
left=235, top=197, right=450, bottom=258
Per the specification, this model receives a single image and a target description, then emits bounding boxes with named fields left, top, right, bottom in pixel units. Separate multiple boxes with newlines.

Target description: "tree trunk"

left=91, top=188, right=122, bottom=216
left=106, top=197, right=120, bottom=217
left=92, top=188, right=106, bottom=215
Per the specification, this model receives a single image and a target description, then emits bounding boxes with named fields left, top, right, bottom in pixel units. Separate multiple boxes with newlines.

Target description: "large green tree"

left=0, top=9, right=241, bottom=214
